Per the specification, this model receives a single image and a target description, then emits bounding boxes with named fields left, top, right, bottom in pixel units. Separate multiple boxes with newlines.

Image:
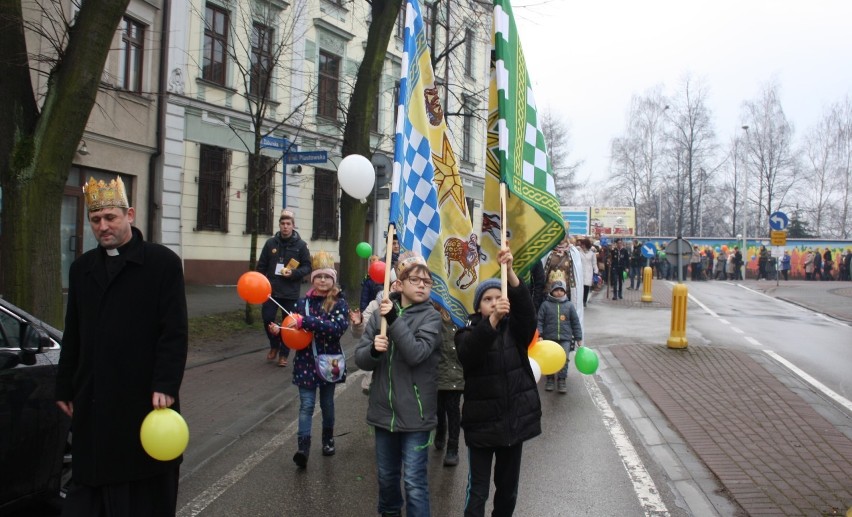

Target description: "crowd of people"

left=58, top=187, right=850, bottom=517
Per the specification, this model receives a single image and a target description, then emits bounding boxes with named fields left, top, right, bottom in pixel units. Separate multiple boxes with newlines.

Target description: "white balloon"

left=338, top=154, right=375, bottom=200
left=529, top=357, right=542, bottom=383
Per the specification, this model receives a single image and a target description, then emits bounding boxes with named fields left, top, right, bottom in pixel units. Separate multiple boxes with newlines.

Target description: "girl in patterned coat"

left=270, top=251, right=349, bottom=467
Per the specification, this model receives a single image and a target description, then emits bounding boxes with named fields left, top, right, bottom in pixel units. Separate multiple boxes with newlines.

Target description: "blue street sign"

left=768, top=211, right=789, bottom=231
left=641, top=242, right=657, bottom=259
left=260, top=136, right=290, bottom=150
left=284, top=151, right=328, bottom=164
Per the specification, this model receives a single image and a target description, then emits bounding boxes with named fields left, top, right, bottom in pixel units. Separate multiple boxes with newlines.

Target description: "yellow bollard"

left=641, top=266, right=653, bottom=303
left=667, top=283, right=688, bottom=349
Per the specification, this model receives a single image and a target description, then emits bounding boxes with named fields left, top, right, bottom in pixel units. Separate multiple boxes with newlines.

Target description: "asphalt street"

left=180, top=278, right=852, bottom=516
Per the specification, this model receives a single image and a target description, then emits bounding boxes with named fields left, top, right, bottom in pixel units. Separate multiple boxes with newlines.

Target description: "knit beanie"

left=473, top=278, right=502, bottom=311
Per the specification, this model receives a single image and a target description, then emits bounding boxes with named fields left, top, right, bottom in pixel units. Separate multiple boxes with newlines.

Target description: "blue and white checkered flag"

left=389, top=0, right=441, bottom=259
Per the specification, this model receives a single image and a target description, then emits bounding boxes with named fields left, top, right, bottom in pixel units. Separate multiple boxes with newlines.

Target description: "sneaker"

left=443, top=450, right=459, bottom=467
left=434, top=436, right=445, bottom=450
left=545, top=378, right=555, bottom=391
left=557, top=379, right=567, bottom=393
left=322, top=441, right=336, bottom=456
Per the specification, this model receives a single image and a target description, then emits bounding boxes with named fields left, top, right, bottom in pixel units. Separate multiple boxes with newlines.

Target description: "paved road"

left=180, top=278, right=852, bottom=516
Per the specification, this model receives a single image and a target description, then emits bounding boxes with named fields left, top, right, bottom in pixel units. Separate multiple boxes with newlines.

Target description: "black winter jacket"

left=455, top=282, right=541, bottom=448
left=256, top=230, right=312, bottom=299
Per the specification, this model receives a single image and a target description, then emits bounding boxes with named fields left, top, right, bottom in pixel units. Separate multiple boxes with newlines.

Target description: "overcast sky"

left=512, top=0, right=852, bottom=186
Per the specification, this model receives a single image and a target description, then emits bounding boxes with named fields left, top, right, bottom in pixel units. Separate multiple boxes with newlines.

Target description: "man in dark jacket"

left=256, top=209, right=312, bottom=366
left=455, top=246, right=541, bottom=517
left=56, top=177, right=188, bottom=515
left=609, top=239, right=629, bottom=299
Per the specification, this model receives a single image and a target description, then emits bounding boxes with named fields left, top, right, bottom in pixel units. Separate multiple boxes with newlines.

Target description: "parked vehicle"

left=0, top=298, right=71, bottom=512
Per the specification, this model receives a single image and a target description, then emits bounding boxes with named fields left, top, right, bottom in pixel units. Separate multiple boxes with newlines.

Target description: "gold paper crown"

left=312, top=251, right=336, bottom=270
left=548, top=270, right=566, bottom=284
left=83, top=177, right=129, bottom=212
left=396, top=251, right=427, bottom=276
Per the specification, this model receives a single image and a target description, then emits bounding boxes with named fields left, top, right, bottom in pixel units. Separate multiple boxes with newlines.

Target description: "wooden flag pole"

left=500, top=182, right=508, bottom=297
left=380, top=225, right=396, bottom=336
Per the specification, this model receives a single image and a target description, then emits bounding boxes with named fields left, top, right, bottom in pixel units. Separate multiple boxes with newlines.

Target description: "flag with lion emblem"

left=390, top=0, right=476, bottom=325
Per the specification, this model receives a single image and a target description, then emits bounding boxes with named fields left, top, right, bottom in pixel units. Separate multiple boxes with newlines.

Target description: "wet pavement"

left=185, top=277, right=852, bottom=515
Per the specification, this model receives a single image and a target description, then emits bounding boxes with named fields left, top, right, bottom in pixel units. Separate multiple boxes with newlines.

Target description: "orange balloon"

left=237, top=272, right=271, bottom=304
left=528, top=329, right=540, bottom=349
left=280, top=314, right=313, bottom=350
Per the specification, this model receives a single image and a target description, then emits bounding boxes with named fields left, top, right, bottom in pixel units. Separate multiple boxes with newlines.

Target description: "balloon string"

left=267, top=296, right=292, bottom=315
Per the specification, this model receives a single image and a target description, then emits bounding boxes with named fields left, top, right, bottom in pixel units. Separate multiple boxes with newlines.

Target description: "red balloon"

left=280, top=314, right=313, bottom=350
left=237, top=272, right=271, bottom=304
left=368, top=260, right=387, bottom=284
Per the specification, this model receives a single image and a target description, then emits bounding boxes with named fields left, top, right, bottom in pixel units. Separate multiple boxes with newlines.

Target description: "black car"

left=0, top=298, right=71, bottom=512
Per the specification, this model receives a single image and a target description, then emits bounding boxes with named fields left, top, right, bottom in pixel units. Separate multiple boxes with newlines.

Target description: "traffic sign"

left=664, top=238, right=693, bottom=266
left=769, top=211, right=789, bottom=231
left=770, top=230, right=787, bottom=246
left=641, top=242, right=657, bottom=259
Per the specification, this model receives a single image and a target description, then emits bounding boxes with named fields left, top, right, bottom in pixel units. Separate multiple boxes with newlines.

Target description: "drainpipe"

left=148, top=0, right=171, bottom=242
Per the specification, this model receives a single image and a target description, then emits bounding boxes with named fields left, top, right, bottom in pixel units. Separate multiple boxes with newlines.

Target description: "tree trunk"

left=0, top=0, right=132, bottom=326
left=338, top=0, right=402, bottom=294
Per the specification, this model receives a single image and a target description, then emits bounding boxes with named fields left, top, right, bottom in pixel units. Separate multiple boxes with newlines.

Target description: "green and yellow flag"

left=479, top=0, right=565, bottom=280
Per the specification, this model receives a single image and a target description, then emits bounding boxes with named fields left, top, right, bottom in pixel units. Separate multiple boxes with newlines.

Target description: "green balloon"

left=623, top=270, right=628, bottom=280
left=356, top=242, right=373, bottom=259
left=575, top=347, right=599, bottom=375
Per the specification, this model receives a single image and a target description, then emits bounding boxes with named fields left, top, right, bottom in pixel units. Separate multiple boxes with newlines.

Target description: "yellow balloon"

left=528, top=340, right=567, bottom=375
left=140, top=408, right=189, bottom=461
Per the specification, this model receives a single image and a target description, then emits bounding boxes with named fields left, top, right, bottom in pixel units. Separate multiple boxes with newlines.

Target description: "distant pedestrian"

left=536, top=279, right=582, bottom=394
left=628, top=239, right=645, bottom=290
left=733, top=246, right=743, bottom=280
left=609, top=239, right=629, bottom=299
left=257, top=209, right=312, bottom=367
left=757, top=245, right=769, bottom=280
left=823, top=248, right=833, bottom=280
left=578, top=238, right=599, bottom=307
left=780, top=250, right=791, bottom=281
left=842, top=250, right=852, bottom=281
left=813, top=251, right=823, bottom=280
left=715, top=249, right=727, bottom=280
left=804, top=249, right=815, bottom=280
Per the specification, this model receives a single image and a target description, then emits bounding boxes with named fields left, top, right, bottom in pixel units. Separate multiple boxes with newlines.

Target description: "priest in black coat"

left=56, top=177, right=188, bottom=516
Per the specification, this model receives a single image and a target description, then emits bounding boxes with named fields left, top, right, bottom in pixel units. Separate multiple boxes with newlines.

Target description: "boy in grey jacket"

left=355, top=261, right=442, bottom=517
left=536, top=280, right=583, bottom=393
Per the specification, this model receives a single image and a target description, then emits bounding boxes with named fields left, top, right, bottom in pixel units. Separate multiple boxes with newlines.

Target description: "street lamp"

left=741, top=125, right=749, bottom=280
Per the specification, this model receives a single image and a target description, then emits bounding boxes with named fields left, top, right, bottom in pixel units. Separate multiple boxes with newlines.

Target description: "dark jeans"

left=464, top=442, right=524, bottom=517
left=262, top=297, right=297, bottom=358
left=611, top=268, right=624, bottom=297
left=298, top=384, right=335, bottom=438
left=629, top=265, right=642, bottom=288
left=583, top=285, right=591, bottom=305
left=374, top=427, right=431, bottom=517
left=436, top=390, right=462, bottom=451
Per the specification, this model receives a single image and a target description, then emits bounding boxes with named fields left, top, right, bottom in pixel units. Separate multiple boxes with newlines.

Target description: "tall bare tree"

left=1, top=0, right=132, bottom=325
left=608, top=86, right=669, bottom=235
left=741, top=82, right=798, bottom=237
left=666, top=75, right=716, bottom=236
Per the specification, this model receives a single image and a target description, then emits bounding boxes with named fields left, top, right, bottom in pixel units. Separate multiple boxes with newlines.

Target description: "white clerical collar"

left=106, top=248, right=120, bottom=256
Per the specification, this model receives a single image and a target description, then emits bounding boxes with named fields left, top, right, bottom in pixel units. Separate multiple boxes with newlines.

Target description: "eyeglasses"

left=405, top=276, right=433, bottom=287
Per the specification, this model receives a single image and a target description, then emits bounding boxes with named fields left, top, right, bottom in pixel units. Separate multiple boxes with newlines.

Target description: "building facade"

left=161, top=0, right=492, bottom=284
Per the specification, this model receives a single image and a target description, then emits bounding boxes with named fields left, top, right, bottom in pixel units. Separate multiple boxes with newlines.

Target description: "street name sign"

left=284, top=151, right=328, bottom=164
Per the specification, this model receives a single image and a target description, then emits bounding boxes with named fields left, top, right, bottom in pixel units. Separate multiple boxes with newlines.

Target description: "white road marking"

left=687, top=292, right=718, bottom=318
left=585, top=375, right=669, bottom=516
left=745, top=336, right=762, bottom=347
left=731, top=327, right=744, bottom=334
left=177, top=371, right=368, bottom=517
left=718, top=319, right=729, bottom=325
left=763, top=350, right=852, bottom=413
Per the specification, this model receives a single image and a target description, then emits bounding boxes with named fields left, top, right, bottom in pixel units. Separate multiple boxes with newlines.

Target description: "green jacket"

left=437, top=319, right=464, bottom=391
